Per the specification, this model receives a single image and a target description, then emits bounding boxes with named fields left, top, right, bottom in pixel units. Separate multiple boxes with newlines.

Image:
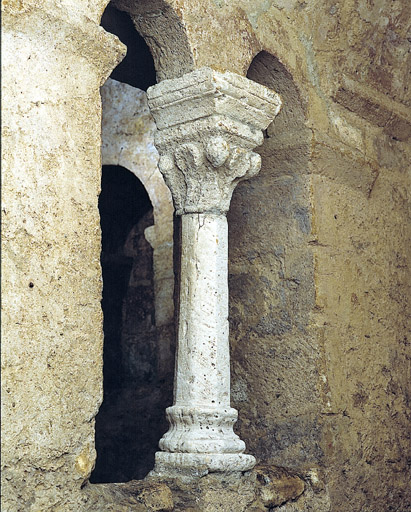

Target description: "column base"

left=159, top=405, right=246, bottom=453
left=147, top=451, right=256, bottom=480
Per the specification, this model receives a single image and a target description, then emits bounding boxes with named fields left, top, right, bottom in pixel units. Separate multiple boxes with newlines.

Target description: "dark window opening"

left=91, top=3, right=171, bottom=484
left=101, top=4, right=156, bottom=90
left=91, top=166, right=161, bottom=483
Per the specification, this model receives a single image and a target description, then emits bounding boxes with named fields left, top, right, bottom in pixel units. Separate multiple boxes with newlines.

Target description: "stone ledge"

left=147, top=68, right=281, bottom=132
left=82, top=464, right=308, bottom=511
left=83, top=480, right=174, bottom=511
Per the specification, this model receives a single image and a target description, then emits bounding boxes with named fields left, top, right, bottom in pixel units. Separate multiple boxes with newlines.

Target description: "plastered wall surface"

left=2, top=0, right=410, bottom=511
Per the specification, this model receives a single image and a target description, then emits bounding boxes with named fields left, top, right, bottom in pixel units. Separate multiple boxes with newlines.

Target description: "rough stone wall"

left=1, top=2, right=125, bottom=510
left=311, top=109, right=411, bottom=510
left=229, top=52, right=318, bottom=470
left=2, top=0, right=410, bottom=511
left=228, top=3, right=410, bottom=511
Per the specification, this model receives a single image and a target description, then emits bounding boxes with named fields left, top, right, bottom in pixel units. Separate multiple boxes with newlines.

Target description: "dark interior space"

left=97, top=165, right=153, bottom=396
left=101, top=4, right=156, bottom=90
left=91, top=3, right=172, bottom=483
left=91, top=165, right=160, bottom=483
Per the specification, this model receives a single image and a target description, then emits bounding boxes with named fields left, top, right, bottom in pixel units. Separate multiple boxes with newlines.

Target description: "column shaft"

left=159, top=214, right=247, bottom=455
left=176, top=213, right=229, bottom=407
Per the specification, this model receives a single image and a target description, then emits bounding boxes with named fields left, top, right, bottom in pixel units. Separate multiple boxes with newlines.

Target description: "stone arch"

left=108, top=0, right=195, bottom=81
left=92, top=78, right=175, bottom=482
left=101, top=78, right=174, bottom=329
left=246, top=51, right=310, bottom=143
left=228, top=51, right=319, bottom=470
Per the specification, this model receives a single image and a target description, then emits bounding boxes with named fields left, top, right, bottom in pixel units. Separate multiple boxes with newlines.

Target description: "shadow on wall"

left=100, top=4, right=156, bottom=90
left=228, top=51, right=320, bottom=470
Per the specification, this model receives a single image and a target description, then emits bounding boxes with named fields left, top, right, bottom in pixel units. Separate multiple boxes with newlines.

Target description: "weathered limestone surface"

left=1, top=2, right=125, bottom=511
left=2, top=0, right=410, bottom=510
left=147, top=68, right=281, bottom=478
left=148, top=68, right=281, bottom=214
left=82, top=480, right=174, bottom=511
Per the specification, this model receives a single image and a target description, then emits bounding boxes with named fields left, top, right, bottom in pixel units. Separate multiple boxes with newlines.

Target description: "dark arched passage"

left=100, top=4, right=156, bottom=90
left=91, top=165, right=162, bottom=483
left=91, top=3, right=173, bottom=483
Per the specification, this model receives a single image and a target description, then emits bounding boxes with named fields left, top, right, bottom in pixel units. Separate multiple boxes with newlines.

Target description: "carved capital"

left=157, top=136, right=262, bottom=213
left=147, top=68, right=281, bottom=214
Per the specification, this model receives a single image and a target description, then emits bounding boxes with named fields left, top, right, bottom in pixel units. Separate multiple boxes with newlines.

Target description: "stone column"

left=146, top=68, right=281, bottom=478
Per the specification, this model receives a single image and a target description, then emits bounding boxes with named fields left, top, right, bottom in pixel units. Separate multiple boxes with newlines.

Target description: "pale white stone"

left=160, top=215, right=245, bottom=452
left=147, top=67, right=282, bottom=215
left=147, top=68, right=282, bottom=478
left=149, top=213, right=256, bottom=476
left=152, top=452, right=256, bottom=480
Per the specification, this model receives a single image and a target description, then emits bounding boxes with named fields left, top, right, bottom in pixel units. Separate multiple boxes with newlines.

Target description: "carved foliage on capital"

left=158, top=135, right=261, bottom=214
left=148, top=68, right=282, bottom=213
